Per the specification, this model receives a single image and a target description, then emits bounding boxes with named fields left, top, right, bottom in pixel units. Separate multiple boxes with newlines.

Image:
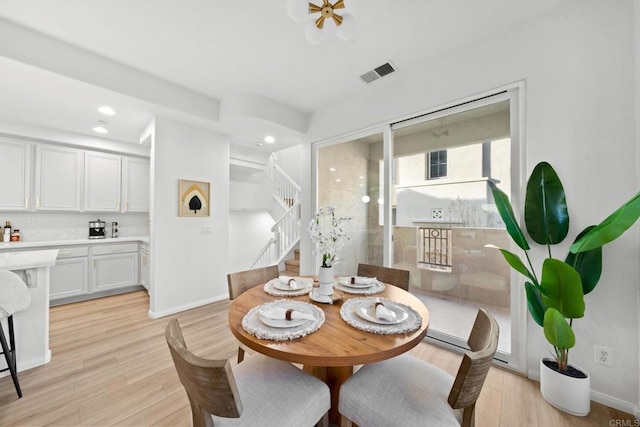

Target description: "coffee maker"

left=89, top=219, right=106, bottom=239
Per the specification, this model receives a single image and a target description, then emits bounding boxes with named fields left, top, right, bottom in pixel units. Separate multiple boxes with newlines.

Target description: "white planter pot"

left=318, top=266, right=334, bottom=295
left=539, top=358, right=590, bottom=416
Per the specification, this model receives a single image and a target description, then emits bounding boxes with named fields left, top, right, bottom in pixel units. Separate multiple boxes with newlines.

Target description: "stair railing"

left=250, top=200, right=301, bottom=269
left=267, top=155, right=301, bottom=209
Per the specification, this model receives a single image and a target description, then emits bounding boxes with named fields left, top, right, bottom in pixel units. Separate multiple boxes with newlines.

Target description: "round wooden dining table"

left=227, top=279, right=430, bottom=423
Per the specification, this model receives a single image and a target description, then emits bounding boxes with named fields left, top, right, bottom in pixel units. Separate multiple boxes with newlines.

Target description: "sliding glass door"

left=313, top=88, right=524, bottom=369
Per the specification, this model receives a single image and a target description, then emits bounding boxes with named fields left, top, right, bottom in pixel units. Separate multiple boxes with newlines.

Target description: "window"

left=427, top=150, right=447, bottom=179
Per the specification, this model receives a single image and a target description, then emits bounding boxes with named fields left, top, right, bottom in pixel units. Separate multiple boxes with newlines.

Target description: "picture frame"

left=178, top=179, right=210, bottom=217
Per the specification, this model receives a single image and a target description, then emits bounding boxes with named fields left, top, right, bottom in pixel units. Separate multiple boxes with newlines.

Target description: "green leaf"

left=486, top=245, right=536, bottom=284
left=525, top=282, right=545, bottom=327
left=489, top=182, right=530, bottom=250
left=525, top=162, right=569, bottom=245
left=540, top=258, right=585, bottom=319
left=544, top=307, right=576, bottom=350
left=570, top=191, right=640, bottom=253
left=565, top=226, right=602, bottom=295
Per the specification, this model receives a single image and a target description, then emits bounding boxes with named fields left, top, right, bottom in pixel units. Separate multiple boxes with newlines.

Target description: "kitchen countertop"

left=0, top=248, right=59, bottom=270
left=0, top=236, right=149, bottom=250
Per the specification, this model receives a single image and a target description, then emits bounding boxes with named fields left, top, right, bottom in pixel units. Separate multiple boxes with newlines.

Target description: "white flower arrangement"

left=308, top=206, right=352, bottom=268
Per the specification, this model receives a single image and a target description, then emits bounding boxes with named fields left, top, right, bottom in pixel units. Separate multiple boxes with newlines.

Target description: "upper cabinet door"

left=35, top=145, right=83, bottom=211
left=0, top=138, right=31, bottom=211
left=122, top=157, right=150, bottom=212
left=84, top=151, right=122, bottom=212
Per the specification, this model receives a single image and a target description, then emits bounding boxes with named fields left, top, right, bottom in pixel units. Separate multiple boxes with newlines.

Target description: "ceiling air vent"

left=360, top=62, right=396, bottom=84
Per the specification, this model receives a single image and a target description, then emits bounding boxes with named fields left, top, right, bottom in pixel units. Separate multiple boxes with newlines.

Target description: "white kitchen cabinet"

left=49, top=246, right=89, bottom=300
left=92, top=243, right=139, bottom=292
left=139, top=243, right=149, bottom=291
left=122, top=157, right=149, bottom=212
left=84, top=151, right=122, bottom=212
left=0, top=138, right=31, bottom=211
left=35, top=145, right=83, bottom=211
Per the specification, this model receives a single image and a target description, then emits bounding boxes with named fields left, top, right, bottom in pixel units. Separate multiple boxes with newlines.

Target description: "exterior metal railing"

left=418, top=227, right=453, bottom=272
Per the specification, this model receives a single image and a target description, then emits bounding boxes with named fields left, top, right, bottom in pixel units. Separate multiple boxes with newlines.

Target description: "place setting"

left=340, top=297, right=422, bottom=335
left=242, top=299, right=325, bottom=341
left=263, top=275, right=314, bottom=297
left=334, top=275, right=386, bottom=295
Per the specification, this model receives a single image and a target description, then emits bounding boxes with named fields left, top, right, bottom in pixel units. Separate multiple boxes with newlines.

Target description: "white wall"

left=304, top=0, right=639, bottom=412
left=228, top=211, right=275, bottom=273
left=275, top=145, right=302, bottom=185
left=149, top=116, right=230, bottom=317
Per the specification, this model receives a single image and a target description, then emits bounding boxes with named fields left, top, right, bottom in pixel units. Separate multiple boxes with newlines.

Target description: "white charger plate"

left=259, top=304, right=312, bottom=328
left=355, top=300, right=409, bottom=325
left=338, top=277, right=375, bottom=289
left=272, top=278, right=312, bottom=291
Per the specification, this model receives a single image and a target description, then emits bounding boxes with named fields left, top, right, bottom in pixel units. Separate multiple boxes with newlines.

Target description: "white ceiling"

left=0, top=0, right=567, bottom=151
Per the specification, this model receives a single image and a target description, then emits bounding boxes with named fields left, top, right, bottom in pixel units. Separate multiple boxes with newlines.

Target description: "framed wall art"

left=178, top=179, right=210, bottom=217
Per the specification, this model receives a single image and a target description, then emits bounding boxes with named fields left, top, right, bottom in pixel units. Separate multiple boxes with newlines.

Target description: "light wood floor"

left=0, top=290, right=635, bottom=426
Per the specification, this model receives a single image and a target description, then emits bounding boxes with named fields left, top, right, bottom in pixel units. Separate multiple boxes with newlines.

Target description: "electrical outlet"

left=27, top=217, right=35, bottom=225
left=594, top=345, right=614, bottom=367
left=201, top=226, right=214, bottom=234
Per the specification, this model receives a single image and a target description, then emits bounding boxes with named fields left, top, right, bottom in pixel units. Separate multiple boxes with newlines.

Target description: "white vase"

left=539, top=358, right=590, bottom=416
left=318, top=266, right=334, bottom=296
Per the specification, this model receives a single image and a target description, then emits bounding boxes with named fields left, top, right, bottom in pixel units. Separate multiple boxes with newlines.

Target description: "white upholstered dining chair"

left=165, top=318, right=330, bottom=427
left=339, top=308, right=499, bottom=427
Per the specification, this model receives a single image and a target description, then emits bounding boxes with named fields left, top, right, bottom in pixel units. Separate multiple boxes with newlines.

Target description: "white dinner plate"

left=259, top=306, right=313, bottom=328
left=338, top=277, right=375, bottom=289
left=355, top=300, right=409, bottom=325
left=272, top=278, right=312, bottom=291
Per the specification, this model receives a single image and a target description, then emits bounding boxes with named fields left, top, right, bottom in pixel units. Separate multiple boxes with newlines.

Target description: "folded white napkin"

left=261, top=307, right=315, bottom=321
left=350, top=276, right=377, bottom=285
left=279, top=276, right=298, bottom=289
left=375, top=299, right=397, bottom=322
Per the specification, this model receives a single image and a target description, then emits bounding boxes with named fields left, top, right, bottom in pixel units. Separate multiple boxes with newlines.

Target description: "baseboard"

left=590, top=390, right=640, bottom=418
left=148, top=293, right=228, bottom=318
left=528, top=368, right=639, bottom=417
left=0, top=350, right=51, bottom=378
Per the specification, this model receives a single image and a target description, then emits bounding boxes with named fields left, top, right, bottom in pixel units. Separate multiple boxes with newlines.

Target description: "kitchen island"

left=0, top=249, right=58, bottom=375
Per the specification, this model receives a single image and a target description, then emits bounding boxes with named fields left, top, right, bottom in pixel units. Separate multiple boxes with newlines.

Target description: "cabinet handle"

left=37, top=197, right=40, bottom=209
left=117, top=201, right=121, bottom=211
left=94, top=260, right=97, bottom=269
left=59, top=251, right=73, bottom=257
left=25, top=197, right=29, bottom=209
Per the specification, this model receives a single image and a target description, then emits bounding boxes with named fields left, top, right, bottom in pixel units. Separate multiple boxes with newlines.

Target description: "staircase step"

left=284, top=258, right=300, bottom=275
left=279, top=269, right=299, bottom=277
left=294, top=249, right=300, bottom=260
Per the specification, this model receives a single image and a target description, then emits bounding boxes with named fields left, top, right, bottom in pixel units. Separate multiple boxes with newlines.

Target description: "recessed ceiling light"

left=93, top=126, right=108, bottom=134
left=98, top=106, right=116, bottom=116
left=256, top=142, right=263, bottom=147
left=264, top=135, right=275, bottom=143
left=336, top=179, right=341, bottom=182
left=329, top=167, right=336, bottom=172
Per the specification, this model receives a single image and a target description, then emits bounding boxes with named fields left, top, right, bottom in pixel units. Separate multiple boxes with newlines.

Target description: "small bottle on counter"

left=3, top=221, right=11, bottom=242
left=10, top=229, right=20, bottom=242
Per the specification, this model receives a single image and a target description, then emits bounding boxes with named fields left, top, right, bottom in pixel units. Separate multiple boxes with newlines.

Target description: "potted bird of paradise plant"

left=489, top=161, right=640, bottom=416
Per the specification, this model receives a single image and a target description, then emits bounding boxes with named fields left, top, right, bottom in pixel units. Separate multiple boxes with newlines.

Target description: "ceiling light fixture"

left=93, top=120, right=108, bottom=134
left=288, top=0, right=356, bottom=44
left=98, top=106, right=116, bottom=116
left=264, top=135, right=276, bottom=143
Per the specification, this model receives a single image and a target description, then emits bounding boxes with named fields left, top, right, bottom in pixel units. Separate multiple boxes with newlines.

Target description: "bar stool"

left=0, top=270, right=31, bottom=398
